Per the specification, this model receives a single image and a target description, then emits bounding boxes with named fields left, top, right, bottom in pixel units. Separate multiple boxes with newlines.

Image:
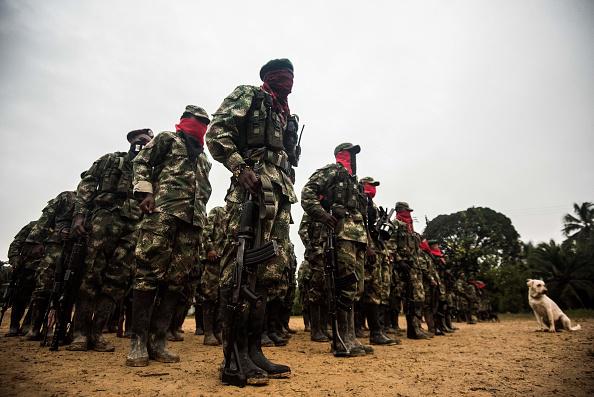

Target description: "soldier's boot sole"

left=150, top=352, right=180, bottom=363
left=125, top=357, right=149, bottom=367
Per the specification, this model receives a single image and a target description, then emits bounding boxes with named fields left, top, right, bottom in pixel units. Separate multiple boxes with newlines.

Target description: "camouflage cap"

left=182, top=105, right=210, bottom=124
left=334, top=142, right=361, bottom=156
left=359, top=176, right=380, bottom=186
left=126, top=128, right=154, bottom=143
left=395, top=201, right=413, bottom=212
left=260, top=58, right=294, bottom=80
left=428, top=239, right=440, bottom=245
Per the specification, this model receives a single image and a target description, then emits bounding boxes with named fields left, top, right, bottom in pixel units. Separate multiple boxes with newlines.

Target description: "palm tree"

left=562, top=202, right=594, bottom=241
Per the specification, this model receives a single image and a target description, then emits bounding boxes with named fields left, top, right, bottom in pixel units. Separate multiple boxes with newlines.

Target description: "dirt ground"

left=1, top=313, right=593, bottom=397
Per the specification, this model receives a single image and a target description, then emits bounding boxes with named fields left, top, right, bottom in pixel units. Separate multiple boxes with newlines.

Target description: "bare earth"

left=1, top=314, right=593, bottom=397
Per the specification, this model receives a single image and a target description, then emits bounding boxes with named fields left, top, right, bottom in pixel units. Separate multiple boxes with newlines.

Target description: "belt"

left=245, top=148, right=292, bottom=175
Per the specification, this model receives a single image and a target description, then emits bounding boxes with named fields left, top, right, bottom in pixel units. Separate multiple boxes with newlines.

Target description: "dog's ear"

left=526, top=279, right=534, bottom=287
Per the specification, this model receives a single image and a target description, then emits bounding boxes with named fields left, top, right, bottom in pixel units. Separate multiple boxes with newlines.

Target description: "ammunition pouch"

left=258, top=175, right=276, bottom=220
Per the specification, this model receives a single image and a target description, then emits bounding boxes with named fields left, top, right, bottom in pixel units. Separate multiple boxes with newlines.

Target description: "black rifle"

left=324, top=219, right=356, bottom=357
left=376, top=206, right=395, bottom=244
left=48, top=237, right=86, bottom=351
left=221, top=193, right=278, bottom=387
left=0, top=263, right=23, bottom=327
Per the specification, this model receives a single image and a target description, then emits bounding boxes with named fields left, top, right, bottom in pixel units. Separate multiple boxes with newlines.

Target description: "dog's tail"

left=570, top=324, right=581, bottom=331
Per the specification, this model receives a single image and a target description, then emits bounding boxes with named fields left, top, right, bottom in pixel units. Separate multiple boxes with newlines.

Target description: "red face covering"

left=335, top=151, right=353, bottom=175
left=262, top=69, right=293, bottom=118
left=396, top=210, right=414, bottom=232
left=419, top=239, right=431, bottom=253
left=430, top=244, right=443, bottom=257
left=363, top=183, right=376, bottom=198
left=176, top=117, right=208, bottom=146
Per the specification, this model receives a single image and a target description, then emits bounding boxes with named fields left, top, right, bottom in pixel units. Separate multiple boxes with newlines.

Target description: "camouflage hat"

left=395, top=201, right=413, bottom=212
left=359, top=176, right=380, bottom=186
left=334, top=142, right=361, bottom=156
left=182, top=105, right=210, bottom=124
left=126, top=128, right=154, bottom=143
left=260, top=58, right=294, bottom=80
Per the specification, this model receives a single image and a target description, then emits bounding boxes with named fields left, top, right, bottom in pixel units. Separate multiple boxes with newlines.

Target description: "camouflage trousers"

left=134, top=212, right=202, bottom=294
left=389, top=266, right=404, bottom=311
left=31, top=242, right=64, bottom=301
left=306, top=247, right=326, bottom=304
left=335, top=239, right=366, bottom=304
left=220, top=187, right=291, bottom=300
left=399, top=262, right=425, bottom=305
left=79, top=208, right=137, bottom=302
left=364, top=249, right=392, bottom=306
left=199, top=259, right=220, bottom=303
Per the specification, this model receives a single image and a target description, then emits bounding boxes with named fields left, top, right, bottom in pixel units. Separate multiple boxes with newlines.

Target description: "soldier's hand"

left=238, top=168, right=260, bottom=195
left=71, top=214, right=87, bottom=237
left=139, top=193, right=156, bottom=214
left=207, top=250, right=219, bottom=262
left=23, top=243, right=44, bottom=258
left=60, top=227, right=70, bottom=240
left=319, top=212, right=338, bottom=229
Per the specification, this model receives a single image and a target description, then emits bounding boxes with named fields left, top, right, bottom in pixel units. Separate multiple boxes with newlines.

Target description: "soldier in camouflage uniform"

left=301, top=143, right=373, bottom=357
left=428, top=240, right=455, bottom=332
left=200, top=205, right=227, bottom=346
left=4, top=221, right=41, bottom=336
left=206, top=59, right=297, bottom=384
left=298, top=213, right=330, bottom=342
left=23, top=191, right=76, bottom=340
left=418, top=239, right=446, bottom=336
left=296, top=260, right=311, bottom=331
left=279, top=242, right=298, bottom=336
left=125, top=106, right=211, bottom=367
left=394, top=202, right=432, bottom=339
left=360, top=177, right=397, bottom=345
left=68, top=128, right=153, bottom=352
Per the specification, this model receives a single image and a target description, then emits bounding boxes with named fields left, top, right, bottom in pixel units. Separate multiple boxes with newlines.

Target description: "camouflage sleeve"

left=7, top=223, right=33, bottom=260
left=206, top=85, right=255, bottom=172
left=26, top=199, right=57, bottom=244
left=301, top=165, right=336, bottom=221
left=203, top=208, right=217, bottom=253
left=74, top=153, right=112, bottom=216
left=132, top=132, right=174, bottom=195
left=297, top=216, right=310, bottom=246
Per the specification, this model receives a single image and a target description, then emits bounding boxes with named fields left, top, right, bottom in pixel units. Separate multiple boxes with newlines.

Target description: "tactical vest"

left=243, top=90, right=285, bottom=152
left=97, top=153, right=132, bottom=197
left=323, top=167, right=365, bottom=216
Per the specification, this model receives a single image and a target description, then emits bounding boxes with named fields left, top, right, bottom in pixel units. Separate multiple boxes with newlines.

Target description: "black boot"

left=444, top=307, right=457, bottom=331
left=248, top=293, right=290, bottom=378
left=424, top=305, right=440, bottom=336
left=367, top=303, right=398, bottom=345
left=383, top=306, right=395, bottom=334
left=266, top=300, right=287, bottom=346
left=66, top=294, right=94, bottom=350
left=303, top=305, right=310, bottom=332
left=309, top=303, right=330, bottom=342
left=148, top=290, right=181, bottom=363
left=167, top=303, right=187, bottom=342
left=91, top=294, right=116, bottom=352
left=332, top=308, right=353, bottom=357
left=123, top=299, right=133, bottom=338
left=125, top=289, right=156, bottom=367
left=203, top=301, right=220, bottom=346
left=347, top=306, right=371, bottom=355
left=5, top=297, right=28, bottom=337
left=319, top=301, right=331, bottom=338
left=406, top=302, right=431, bottom=340
left=194, top=302, right=204, bottom=335
left=24, top=298, right=48, bottom=341
left=354, top=303, right=365, bottom=338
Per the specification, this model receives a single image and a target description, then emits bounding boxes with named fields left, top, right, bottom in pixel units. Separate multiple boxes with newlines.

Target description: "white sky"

left=1, top=0, right=593, bottom=262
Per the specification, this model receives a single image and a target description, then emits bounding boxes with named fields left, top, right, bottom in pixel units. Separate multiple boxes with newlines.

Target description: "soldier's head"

left=127, top=128, right=154, bottom=157
left=177, top=105, right=210, bottom=145
left=260, top=58, right=294, bottom=97
left=428, top=239, right=440, bottom=250
left=334, top=142, right=360, bottom=175
left=395, top=201, right=413, bottom=213
left=359, top=176, right=379, bottom=199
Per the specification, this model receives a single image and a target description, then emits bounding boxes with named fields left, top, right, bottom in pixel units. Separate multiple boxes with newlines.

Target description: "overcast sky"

left=1, top=0, right=593, bottom=262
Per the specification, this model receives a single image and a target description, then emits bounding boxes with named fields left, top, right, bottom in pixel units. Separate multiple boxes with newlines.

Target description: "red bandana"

left=363, top=183, right=376, bottom=198
left=262, top=69, right=293, bottom=118
left=396, top=210, right=414, bottom=232
left=419, top=239, right=431, bottom=253
left=176, top=117, right=208, bottom=146
left=469, top=280, right=486, bottom=289
left=335, top=151, right=353, bottom=175
left=430, top=246, right=443, bottom=257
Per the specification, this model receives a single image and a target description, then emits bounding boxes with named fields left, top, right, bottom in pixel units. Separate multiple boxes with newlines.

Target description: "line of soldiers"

left=1, top=57, right=494, bottom=389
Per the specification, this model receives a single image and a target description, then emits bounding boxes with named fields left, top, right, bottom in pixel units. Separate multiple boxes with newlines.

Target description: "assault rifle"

left=46, top=237, right=86, bottom=351
left=0, top=263, right=23, bottom=327
left=376, top=206, right=395, bottom=243
left=221, top=192, right=278, bottom=387
left=324, top=217, right=357, bottom=357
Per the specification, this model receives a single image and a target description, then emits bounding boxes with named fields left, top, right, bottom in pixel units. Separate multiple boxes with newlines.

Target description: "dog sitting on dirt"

left=527, top=279, right=581, bottom=332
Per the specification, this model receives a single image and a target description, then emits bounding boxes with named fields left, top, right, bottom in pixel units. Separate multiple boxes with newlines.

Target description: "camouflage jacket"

left=301, top=163, right=367, bottom=244
left=418, top=250, right=439, bottom=286
left=74, top=151, right=140, bottom=220
left=203, top=206, right=227, bottom=254
left=7, top=221, right=36, bottom=262
left=394, top=226, right=421, bottom=266
left=298, top=212, right=327, bottom=258
left=206, top=85, right=297, bottom=204
left=297, top=260, right=311, bottom=285
left=133, top=131, right=212, bottom=228
left=27, top=191, right=76, bottom=245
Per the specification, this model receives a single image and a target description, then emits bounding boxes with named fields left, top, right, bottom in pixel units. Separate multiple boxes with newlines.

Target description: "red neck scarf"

left=262, top=69, right=293, bottom=118
left=430, top=245, right=443, bottom=257
left=176, top=117, right=207, bottom=146
left=396, top=210, right=414, bottom=232
left=335, top=151, right=353, bottom=175
left=363, top=183, right=376, bottom=198
left=419, top=239, right=431, bottom=253
left=469, top=280, right=486, bottom=289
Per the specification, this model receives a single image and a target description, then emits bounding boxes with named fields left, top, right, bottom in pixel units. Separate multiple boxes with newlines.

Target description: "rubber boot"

left=203, top=301, right=220, bottom=346
left=354, top=303, right=365, bottom=338
left=332, top=308, right=353, bottom=357
left=248, top=292, right=290, bottom=378
left=147, top=290, right=180, bottom=363
left=281, top=302, right=296, bottom=335
left=194, top=302, right=204, bottom=335
left=266, top=300, right=287, bottom=346
left=303, top=306, right=311, bottom=332
left=406, top=302, right=431, bottom=340
left=220, top=288, right=268, bottom=387
left=346, top=306, right=369, bottom=356
left=368, top=303, right=398, bottom=345
left=123, top=301, right=133, bottom=338
left=167, top=303, right=186, bottom=342
left=319, top=302, right=331, bottom=338
left=125, top=289, right=156, bottom=367
left=309, top=303, right=330, bottom=342
left=24, top=298, right=48, bottom=341
left=5, top=297, right=27, bottom=336
left=444, top=308, right=457, bottom=331
left=424, top=305, right=440, bottom=336
left=66, top=294, right=94, bottom=350
left=91, top=294, right=116, bottom=352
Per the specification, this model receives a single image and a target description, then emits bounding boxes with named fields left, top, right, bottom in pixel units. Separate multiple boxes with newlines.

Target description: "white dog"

left=527, top=279, right=581, bottom=332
